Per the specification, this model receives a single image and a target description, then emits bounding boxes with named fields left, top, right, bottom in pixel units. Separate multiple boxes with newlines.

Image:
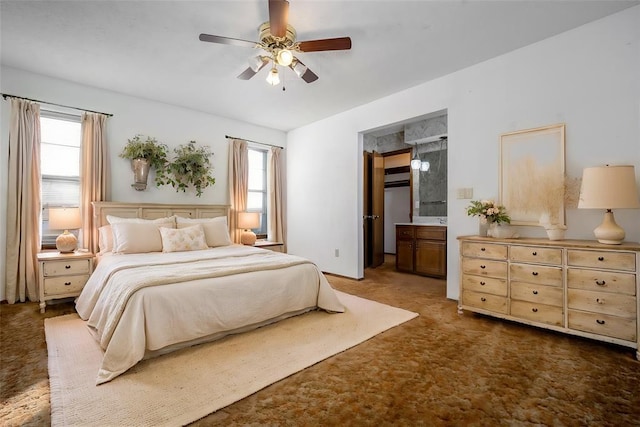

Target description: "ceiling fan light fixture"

left=266, top=66, right=280, bottom=86
left=276, top=49, right=293, bottom=66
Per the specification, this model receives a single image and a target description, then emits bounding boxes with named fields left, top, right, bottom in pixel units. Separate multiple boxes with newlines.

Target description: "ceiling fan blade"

left=269, top=0, right=289, bottom=38
left=289, top=58, right=318, bottom=83
left=298, top=37, right=352, bottom=52
left=237, top=57, right=270, bottom=80
left=199, top=33, right=257, bottom=49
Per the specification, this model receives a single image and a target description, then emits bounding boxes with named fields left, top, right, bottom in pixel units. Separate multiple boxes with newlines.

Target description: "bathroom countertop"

left=395, top=222, right=447, bottom=227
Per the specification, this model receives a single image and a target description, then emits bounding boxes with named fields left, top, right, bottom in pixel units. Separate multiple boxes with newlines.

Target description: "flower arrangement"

left=466, top=200, right=511, bottom=224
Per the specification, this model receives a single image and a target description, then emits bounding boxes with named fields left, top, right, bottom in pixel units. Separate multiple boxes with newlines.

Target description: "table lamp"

left=578, top=165, right=640, bottom=244
left=238, top=211, right=260, bottom=245
left=49, top=207, right=82, bottom=253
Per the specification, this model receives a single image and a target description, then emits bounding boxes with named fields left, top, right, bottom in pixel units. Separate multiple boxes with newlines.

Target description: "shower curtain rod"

left=1, top=93, right=113, bottom=117
left=225, top=135, right=283, bottom=149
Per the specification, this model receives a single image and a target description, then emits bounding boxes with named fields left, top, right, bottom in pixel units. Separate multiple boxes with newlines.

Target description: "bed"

left=75, top=202, right=344, bottom=385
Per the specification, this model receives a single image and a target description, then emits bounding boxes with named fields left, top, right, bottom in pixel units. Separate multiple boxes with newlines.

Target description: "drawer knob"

left=597, top=256, right=604, bottom=261
left=532, top=251, right=537, bottom=256
left=480, top=265, right=486, bottom=269
left=532, top=271, right=538, bottom=276
left=64, top=282, right=71, bottom=286
left=65, top=265, right=71, bottom=269
left=596, top=319, right=606, bottom=325
left=480, top=281, right=486, bottom=286
left=532, top=308, right=538, bottom=313
left=595, top=280, right=606, bottom=286
left=480, top=297, right=487, bottom=302
left=596, top=298, right=605, bottom=304
left=532, top=290, right=538, bottom=295
left=481, top=247, right=486, bottom=251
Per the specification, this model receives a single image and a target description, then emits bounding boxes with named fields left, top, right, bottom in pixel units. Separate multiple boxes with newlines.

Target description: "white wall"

left=287, top=6, right=640, bottom=299
left=0, top=66, right=285, bottom=301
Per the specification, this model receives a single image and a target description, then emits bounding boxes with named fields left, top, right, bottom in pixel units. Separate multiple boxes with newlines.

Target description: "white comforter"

left=75, top=245, right=344, bottom=384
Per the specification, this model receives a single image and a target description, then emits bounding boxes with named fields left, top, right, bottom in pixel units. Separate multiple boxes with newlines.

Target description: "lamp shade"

left=49, top=207, right=82, bottom=230
left=578, top=165, right=640, bottom=209
left=238, top=212, right=260, bottom=230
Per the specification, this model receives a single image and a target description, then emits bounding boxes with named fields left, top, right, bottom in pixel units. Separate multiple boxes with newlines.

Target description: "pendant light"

left=411, top=146, right=421, bottom=170
left=266, top=65, right=280, bottom=86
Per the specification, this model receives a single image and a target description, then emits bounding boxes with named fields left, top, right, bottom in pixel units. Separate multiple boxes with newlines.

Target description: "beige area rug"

left=45, top=290, right=417, bottom=427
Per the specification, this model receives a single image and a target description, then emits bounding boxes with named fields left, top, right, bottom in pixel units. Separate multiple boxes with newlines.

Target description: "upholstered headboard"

left=91, top=201, right=229, bottom=254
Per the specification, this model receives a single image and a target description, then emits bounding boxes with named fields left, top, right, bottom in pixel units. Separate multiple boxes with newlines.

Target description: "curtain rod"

left=1, top=93, right=113, bottom=117
left=225, top=135, right=283, bottom=149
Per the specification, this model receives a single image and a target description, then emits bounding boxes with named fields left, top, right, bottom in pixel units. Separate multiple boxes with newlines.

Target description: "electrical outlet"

left=334, top=249, right=339, bottom=257
left=456, top=188, right=466, bottom=199
left=465, top=188, right=474, bottom=199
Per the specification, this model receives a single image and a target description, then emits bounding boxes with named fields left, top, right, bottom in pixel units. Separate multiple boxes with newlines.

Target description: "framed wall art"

left=499, top=123, right=566, bottom=226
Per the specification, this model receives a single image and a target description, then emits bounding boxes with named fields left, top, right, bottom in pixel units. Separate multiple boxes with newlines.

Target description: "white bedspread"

left=76, top=245, right=344, bottom=384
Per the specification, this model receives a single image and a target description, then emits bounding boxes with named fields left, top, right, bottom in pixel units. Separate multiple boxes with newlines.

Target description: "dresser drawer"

left=510, top=300, right=563, bottom=326
left=568, top=310, right=637, bottom=342
left=43, top=275, right=89, bottom=296
left=567, top=289, right=636, bottom=318
left=567, top=249, right=636, bottom=272
left=509, top=245, right=562, bottom=265
left=43, top=259, right=91, bottom=276
left=462, top=258, right=507, bottom=279
left=462, top=242, right=507, bottom=260
left=462, top=290, right=507, bottom=314
left=510, top=282, right=563, bottom=307
left=462, top=274, right=507, bottom=296
left=510, top=263, right=563, bottom=287
left=567, top=268, right=636, bottom=295
left=396, top=226, right=414, bottom=241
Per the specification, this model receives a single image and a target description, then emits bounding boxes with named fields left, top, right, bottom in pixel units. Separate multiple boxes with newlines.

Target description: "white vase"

left=545, top=227, right=566, bottom=241
left=488, top=223, right=519, bottom=239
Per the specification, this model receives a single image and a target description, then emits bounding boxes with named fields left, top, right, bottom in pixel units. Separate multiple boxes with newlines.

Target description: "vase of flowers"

left=466, top=200, right=511, bottom=237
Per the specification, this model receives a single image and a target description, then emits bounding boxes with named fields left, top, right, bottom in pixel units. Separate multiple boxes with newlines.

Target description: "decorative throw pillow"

left=111, top=221, right=175, bottom=254
left=176, top=216, right=232, bottom=247
left=160, top=224, right=208, bottom=253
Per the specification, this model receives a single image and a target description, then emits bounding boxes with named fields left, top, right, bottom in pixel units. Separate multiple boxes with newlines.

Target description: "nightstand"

left=254, top=241, right=285, bottom=253
left=37, top=251, right=94, bottom=313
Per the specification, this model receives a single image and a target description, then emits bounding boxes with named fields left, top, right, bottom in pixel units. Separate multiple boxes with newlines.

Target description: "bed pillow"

left=176, top=216, right=232, bottom=247
left=107, top=215, right=176, bottom=226
left=98, top=225, right=114, bottom=254
left=160, top=224, right=208, bottom=253
left=111, top=221, right=175, bottom=254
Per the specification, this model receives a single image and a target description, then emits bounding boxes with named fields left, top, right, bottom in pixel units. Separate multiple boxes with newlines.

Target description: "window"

left=40, top=112, right=82, bottom=248
left=247, top=148, right=267, bottom=238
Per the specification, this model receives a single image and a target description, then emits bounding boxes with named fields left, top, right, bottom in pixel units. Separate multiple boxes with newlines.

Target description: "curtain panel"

left=268, top=146, right=286, bottom=249
left=5, top=99, right=41, bottom=303
left=228, top=139, right=248, bottom=243
left=80, top=112, right=108, bottom=254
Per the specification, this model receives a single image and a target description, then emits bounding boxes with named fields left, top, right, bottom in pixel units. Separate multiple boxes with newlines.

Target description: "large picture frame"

left=499, top=124, right=566, bottom=226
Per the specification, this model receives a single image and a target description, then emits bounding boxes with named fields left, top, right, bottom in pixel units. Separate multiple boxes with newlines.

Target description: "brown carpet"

left=2, top=255, right=640, bottom=426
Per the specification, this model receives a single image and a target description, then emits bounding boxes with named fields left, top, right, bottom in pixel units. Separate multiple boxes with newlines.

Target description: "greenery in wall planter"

left=158, top=141, right=216, bottom=197
left=119, top=134, right=169, bottom=189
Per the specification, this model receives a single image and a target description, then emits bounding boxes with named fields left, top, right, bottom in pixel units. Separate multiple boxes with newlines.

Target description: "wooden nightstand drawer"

left=567, top=268, right=636, bottom=295
left=567, top=249, right=636, bottom=272
left=462, top=290, right=507, bottom=314
left=567, top=289, right=636, bottom=318
left=568, top=310, right=636, bottom=342
left=510, top=282, right=563, bottom=307
left=43, top=275, right=89, bottom=296
left=510, top=263, right=563, bottom=287
left=462, top=242, right=507, bottom=260
left=510, top=300, right=563, bottom=326
left=462, top=274, right=507, bottom=296
left=510, top=245, right=562, bottom=265
left=462, top=258, right=507, bottom=279
left=43, top=259, right=91, bottom=276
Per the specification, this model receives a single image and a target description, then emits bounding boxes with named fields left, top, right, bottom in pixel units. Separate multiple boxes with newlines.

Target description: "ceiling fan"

left=199, top=0, right=352, bottom=86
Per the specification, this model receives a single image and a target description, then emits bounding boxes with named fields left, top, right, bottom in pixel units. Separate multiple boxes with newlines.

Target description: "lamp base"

left=56, top=230, right=78, bottom=253
left=240, top=230, right=257, bottom=246
left=593, top=210, right=625, bottom=245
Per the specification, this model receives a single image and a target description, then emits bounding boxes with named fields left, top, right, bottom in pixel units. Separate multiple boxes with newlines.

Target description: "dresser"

left=396, top=224, right=447, bottom=278
left=458, top=236, right=640, bottom=359
left=37, top=251, right=94, bottom=313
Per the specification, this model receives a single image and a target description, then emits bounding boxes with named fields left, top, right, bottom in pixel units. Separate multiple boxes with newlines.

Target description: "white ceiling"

left=1, top=1, right=637, bottom=131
